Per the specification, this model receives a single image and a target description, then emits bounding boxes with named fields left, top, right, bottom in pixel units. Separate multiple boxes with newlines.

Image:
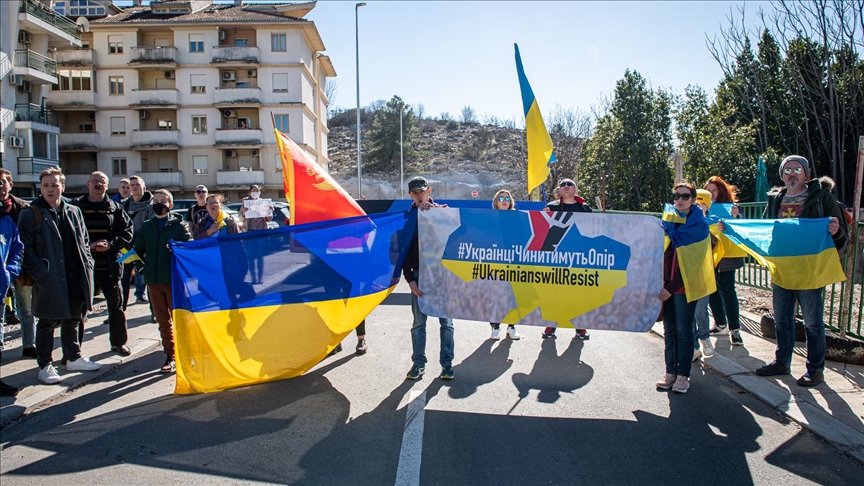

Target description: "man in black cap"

left=402, top=176, right=455, bottom=381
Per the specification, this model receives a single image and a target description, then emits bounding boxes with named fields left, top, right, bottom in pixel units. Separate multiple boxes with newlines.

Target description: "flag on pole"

left=515, top=43, right=556, bottom=195
left=116, top=248, right=141, bottom=264
left=274, top=128, right=365, bottom=225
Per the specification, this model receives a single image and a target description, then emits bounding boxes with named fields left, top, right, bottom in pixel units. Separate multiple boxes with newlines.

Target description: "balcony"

left=14, top=104, right=59, bottom=127
left=12, top=49, right=58, bottom=85
left=17, top=157, right=60, bottom=183
left=131, top=130, right=179, bottom=150
left=59, top=132, right=98, bottom=151
left=46, top=91, right=96, bottom=110
left=63, top=174, right=91, bottom=190
left=129, top=47, right=177, bottom=67
left=211, top=46, right=259, bottom=65
left=214, top=87, right=262, bottom=106
left=136, top=171, right=183, bottom=189
left=19, top=0, right=82, bottom=45
left=54, top=49, right=94, bottom=66
left=215, top=128, right=262, bottom=147
left=217, top=170, right=265, bottom=188
left=130, top=89, right=179, bottom=109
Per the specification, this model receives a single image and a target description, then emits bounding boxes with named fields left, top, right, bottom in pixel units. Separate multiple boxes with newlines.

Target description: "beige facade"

left=37, top=0, right=334, bottom=202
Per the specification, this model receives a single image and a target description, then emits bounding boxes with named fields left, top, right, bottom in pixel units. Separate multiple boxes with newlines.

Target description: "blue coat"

left=0, top=214, right=24, bottom=298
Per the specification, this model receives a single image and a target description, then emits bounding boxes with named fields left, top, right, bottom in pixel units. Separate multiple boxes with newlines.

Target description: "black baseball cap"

left=408, top=176, right=429, bottom=192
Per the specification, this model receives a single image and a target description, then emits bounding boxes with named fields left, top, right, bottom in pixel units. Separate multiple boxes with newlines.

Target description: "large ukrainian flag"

left=515, top=44, right=555, bottom=195
left=662, top=205, right=716, bottom=302
left=707, top=203, right=748, bottom=264
left=720, top=218, right=844, bottom=290
left=170, top=211, right=417, bottom=394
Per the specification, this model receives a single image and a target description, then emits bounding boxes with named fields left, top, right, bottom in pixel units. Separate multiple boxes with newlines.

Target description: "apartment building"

left=0, top=0, right=84, bottom=195
left=34, top=0, right=334, bottom=201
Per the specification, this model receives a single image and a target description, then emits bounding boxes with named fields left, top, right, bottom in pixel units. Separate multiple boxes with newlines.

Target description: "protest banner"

left=243, top=198, right=273, bottom=219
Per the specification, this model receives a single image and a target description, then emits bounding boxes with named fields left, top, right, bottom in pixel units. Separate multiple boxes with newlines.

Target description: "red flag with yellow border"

left=275, top=129, right=365, bottom=224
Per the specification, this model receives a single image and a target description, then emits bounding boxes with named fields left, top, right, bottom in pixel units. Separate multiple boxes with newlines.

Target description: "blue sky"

left=117, top=1, right=772, bottom=120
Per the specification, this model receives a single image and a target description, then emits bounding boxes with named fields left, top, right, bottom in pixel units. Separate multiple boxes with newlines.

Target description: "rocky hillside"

left=326, top=120, right=531, bottom=200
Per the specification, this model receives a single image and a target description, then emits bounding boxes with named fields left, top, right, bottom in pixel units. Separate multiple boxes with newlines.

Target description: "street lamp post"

left=400, top=103, right=404, bottom=199
left=355, top=2, right=366, bottom=199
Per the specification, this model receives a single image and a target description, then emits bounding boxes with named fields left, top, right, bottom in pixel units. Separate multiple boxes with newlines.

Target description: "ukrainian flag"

left=707, top=203, right=749, bottom=263
left=515, top=44, right=555, bottom=195
left=170, top=210, right=417, bottom=394
left=661, top=205, right=716, bottom=302
left=719, top=218, right=845, bottom=290
left=116, top=248, right=141, bottom=264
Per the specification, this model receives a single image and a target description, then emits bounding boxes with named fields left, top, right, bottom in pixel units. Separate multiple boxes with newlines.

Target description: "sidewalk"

left=651, top=309, right=864, bottom=464
left=0, top=298, right=164, bottom=428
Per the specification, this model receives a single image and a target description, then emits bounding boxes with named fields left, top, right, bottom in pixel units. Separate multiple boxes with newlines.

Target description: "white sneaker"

left=490, top=327, right=501, bottom=340
left=672, top=375, right=690, bottom=394
left=507, top=327, right=521, bottom=340
left=700, top=338, right=715, bottom=357
left=38, top=365, right=62, bottom=384
left=66, top=356, right=102, bottom=372
left=709, top=325, right=729, bottom=336
left=692, top=349, right=703, bottom=362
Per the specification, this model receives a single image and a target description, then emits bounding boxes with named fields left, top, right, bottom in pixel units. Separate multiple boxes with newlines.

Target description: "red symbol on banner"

left=471, top=190, right=478, bottom=198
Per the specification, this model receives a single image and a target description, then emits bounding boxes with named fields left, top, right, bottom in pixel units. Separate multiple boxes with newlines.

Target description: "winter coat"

left=123, top=191, right=155, bottom=234
left=133, top=214, right=192, bottom=285
left=0, top=214, right=23, bottom=298
left=763, top=178, right=848, bottom=253
left=0, top=195, right=30, bottom=223
left=17, top=197, right=94, bottom=319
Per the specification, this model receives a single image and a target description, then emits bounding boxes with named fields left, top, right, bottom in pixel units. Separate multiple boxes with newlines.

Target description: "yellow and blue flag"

left=720, top=218, right=844, bottom=290
left=170, top=211, right=417, bottom=394
left=116, top=248, right=141, bottom=264
left=661, top=205, right=716, bottom=302
left=707, top=203, right=749, bottom=264
left=515, top=44, right=555, bottom=195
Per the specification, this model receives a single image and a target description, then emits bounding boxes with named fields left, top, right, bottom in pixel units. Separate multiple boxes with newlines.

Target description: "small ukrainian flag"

left=116, top=248, right=141, bottom=264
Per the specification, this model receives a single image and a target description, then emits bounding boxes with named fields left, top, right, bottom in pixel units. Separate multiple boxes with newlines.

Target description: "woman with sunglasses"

left=488, top=190, right=521, bottom=340
left=703, top=176, right=745, bottom=346
left=657, top=182, right=708, bottom=394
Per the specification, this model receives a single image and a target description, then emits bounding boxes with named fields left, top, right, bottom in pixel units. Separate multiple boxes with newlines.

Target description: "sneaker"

left=730, top=330, right=744, bottom=346
left=326, top=343, right=343, bottom=357
left=21, top=346, right=37, bottom=359
left=160, top=357, right=176, bottom=374
left=656, top=373, right=676, bottom=390
left=672, top=375, right=690, bottom=394
left=541, top=330, right=557, bottom=339
left=406, top=364, right=425, bottom=380
left=66, top=356, right=101, bottom=372
left=796, top=371, right=824, bottom=387
left=440, top=365, right=454, bottom=380
left=0, top=379, right=20, bottom=397
left=700, top=338, right=715, bottom=357
left=755, top=361, right=791, bottom=376
left=38, top=365, right=62, bottom=384
left=709, top=325, right=729, bottom=336
left=507, top=327, right=521, bottom=340
left=355, top=339, right=367, bottom=356
left=692, top=349, right=703, bottom=362
left=575, top=329, right=590, bottom=340
left=136, top=298, right=149, bottom=305
left=490, top=327, right=501, bottom=340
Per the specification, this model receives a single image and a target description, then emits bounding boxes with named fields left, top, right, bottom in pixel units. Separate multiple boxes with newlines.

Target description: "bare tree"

left=546, top=105, right=593, bottom=190
left=417, top=103, right=425, bottom=120
left=460, top=105, right=478, bottom=124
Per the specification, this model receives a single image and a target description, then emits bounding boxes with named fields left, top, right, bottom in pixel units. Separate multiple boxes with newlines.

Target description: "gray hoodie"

left=123, top=191, right=155, bottom=234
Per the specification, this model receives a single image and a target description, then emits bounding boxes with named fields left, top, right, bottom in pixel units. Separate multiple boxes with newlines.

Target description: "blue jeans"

left=663, top=293, right=696, bottom=377
left=693, top=296, right=709, bottom=349
left=772, top=284, right=826, bottom=373
left=13, top=282, right=36, bottom=348
left=709, top=270, right=740, bottom=331
left=409, top=274, right=454, bottom=368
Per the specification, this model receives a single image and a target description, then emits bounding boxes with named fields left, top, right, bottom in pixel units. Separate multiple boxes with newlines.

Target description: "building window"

left=275, top=153, right=283, bottom=172
left=271, top=34, right=286, bottom=52
left=158, top=119, right=173, bottom=131
left=189, top=34, right=204, bottom=53
left=235, top=39, right=249, bottom=47
left=112, top=158, right=127, bottom=176
left=79, top=121, right=94, bottom=133
left=190, top=74, right=206, bottom=94
left=274, top=114, right=289, bottom=132
left=110, top=117, right=126, bottom=136
left=109, top=76, right=124, bottom=95
left=272, top=73, right=288, bottom=92
left=52, top=70, right=93, bottom=91
left=193, top=155, right=208, bottom=175
left=108, top=35, right=123, bottom=54
left=192, top=115, right=207, bottom=134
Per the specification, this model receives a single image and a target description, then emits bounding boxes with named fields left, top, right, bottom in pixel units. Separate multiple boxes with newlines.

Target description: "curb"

left=648, top=327, right=864, bottom=464
left=0, top=340, right=163, bottom=429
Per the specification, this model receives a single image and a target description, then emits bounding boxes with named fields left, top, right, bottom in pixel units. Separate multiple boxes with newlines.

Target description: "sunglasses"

left=672, top=193, right=692, bottom=201
left=782, top=167, right=804, bottom=175
left=497, top=196, right=512, bottom=202
left=559, top=181, right=576, bottom=188
left=196, top=189, right=208, bottom=194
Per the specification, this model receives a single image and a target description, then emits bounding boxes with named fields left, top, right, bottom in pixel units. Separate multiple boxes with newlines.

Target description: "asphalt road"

left=1, top=282, right=861, bottom=485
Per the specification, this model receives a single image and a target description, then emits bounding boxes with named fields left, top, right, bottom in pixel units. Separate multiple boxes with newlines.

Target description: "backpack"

left=15, top=207, right=42, bottom=287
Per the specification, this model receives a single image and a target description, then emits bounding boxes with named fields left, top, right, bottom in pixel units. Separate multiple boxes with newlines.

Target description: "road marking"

left=395, top=390, right=427, bottom=486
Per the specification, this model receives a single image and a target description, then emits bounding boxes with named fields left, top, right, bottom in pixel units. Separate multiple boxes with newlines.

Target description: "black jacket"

left=71, top=194, right=134, bottom=277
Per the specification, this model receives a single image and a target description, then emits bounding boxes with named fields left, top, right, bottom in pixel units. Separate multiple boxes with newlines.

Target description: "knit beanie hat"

left=779, top=155, right=810, bottom=178
left=695, top=189, right=712, bottom=210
